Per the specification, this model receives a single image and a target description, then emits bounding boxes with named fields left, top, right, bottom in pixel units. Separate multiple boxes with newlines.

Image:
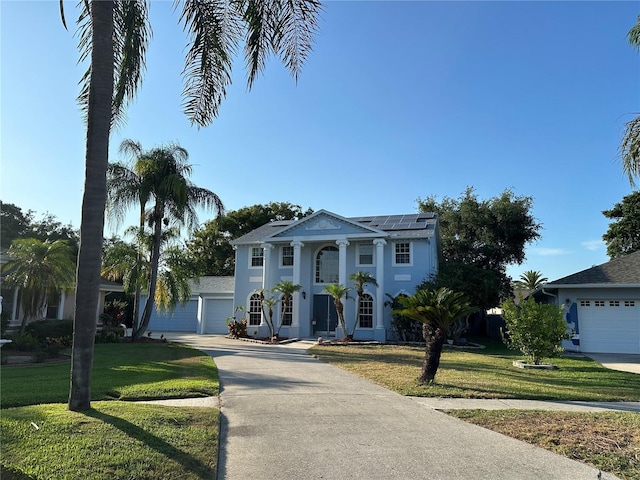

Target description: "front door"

left=313, top=294, right=338, bottom=335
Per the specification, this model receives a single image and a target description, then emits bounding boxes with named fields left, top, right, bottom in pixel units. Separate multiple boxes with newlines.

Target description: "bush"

left=501, top=296, right=570, bottom=365
left=1, top=311, right=10, bottom=336
left=24, top=320, right=73, bottom=344
left=95, top=326, right=125, bottom=344
left=6, top=333, right=40, bottom=352
left=226, top=318, right=247, bottom=339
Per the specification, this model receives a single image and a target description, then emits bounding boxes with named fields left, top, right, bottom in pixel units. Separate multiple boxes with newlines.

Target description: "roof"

left=546, top=250, right=640, bottom=286
left=189, top=276, right=235, bottom=294
left=231, top=210, right=438, bottom=245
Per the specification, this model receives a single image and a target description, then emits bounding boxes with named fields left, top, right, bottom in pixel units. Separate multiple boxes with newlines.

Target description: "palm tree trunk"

left=133, top=207, right=163, bottom=341
left=349, top=292, right=361, bottom=338
left=275, top=297, right=287, bottom=337
left=69, top=0, right=114, bottom=411
left=418, top=324, right=447, bottom=384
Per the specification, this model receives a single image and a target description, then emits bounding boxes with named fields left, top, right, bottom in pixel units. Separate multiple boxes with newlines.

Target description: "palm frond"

left=178, top=0, right=243, bottom=126
left=112, top=1, right=151, bottom=127
left=621, top=114, right=640, bottom=187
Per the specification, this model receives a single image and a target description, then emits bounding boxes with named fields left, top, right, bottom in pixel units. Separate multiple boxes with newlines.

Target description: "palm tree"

left=66, top=0, right=321, bottom=410
left=272, top=280, right=302, bottom=337
left=348, top=271, right=377, bottom=338
left=622, top=16, right=640, bottom=186
left=2, top=239, right=75, bottom=332
left=393, top=288, right=476, bottom=384
left=114, top=141, right=223, bottom=341
left=260, top=294, right=278, bottom=340
left=513, top=270, right=548, bottom=291
left=322, top=284, right=351, bottom=340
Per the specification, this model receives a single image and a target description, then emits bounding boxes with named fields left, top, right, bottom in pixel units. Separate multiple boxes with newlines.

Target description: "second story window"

left=357, top=243, right=374, bottom=266
left=315, top=246, right=339, bottom=283
left=394, top=242, right=411, bottom=265
left=281, top=245, right=294, bottom=267
left=251, top=247, right=264, bottom=267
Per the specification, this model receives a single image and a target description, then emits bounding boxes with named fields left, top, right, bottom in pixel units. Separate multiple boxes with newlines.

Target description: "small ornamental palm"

left=513, top=270, right=548, bottom=291
left=272, top=280, right=302, bottom=337
left=348, top=271, right=377, bottom=338
left=322, top=284, right=351, bottom=340
left=394, top=288, right=476, bottom=384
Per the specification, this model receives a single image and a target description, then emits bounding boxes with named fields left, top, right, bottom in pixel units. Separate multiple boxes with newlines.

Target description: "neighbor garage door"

left=146, top=299, right=198, bottom=332
left=578, top=299, right=640, bottom=354
left=204, top=298, right=233, bottom=334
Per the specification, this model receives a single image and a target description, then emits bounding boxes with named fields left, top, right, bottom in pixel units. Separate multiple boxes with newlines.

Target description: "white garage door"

left=578, top=299, right=640, bottom=354
left=204, top=298, right=233, bottom=334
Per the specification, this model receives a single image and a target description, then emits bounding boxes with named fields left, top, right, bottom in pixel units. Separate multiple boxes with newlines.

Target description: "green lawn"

left=0, top=342, right=220, bottom=480
left=1, top=343, right=218, bottom=408
left=309, top=342, right=640, bottom=401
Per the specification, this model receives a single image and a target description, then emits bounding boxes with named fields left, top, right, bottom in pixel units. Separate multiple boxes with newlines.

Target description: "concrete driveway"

left=585, top=353, right=640, bottom=374
left=161, top=334, right=619, bottom=480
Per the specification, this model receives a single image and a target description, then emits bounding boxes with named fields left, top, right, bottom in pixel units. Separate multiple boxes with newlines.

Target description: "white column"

left=197, top=295, right=206, bottom=334
left=290, top=241, right=304, bottom=332
left=12, top=288, right=19, bottom=321
left=374, top=239, right=387, bottom=339
left=57, top=291, right=66, bottom=319
left=336, top=239, right=350, bottom=285
left=261, top=243, right=274, bottom=290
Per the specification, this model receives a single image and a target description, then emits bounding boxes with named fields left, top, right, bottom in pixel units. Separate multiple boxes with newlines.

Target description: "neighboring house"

left=230, top=210, right=439, bottom=341
left=145, top=276, right=235, bottom=334
left=0, top=279, right=124, bottom=328
left=534, top=250, right=640, bottom=354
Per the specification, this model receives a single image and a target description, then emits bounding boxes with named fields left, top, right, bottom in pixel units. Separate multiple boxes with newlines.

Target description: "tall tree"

left=417, top=188, right=540, bottom=313
left=2, top=239, right=76, bottom=332
left=108, top=141, right=224, bottom=341
left=393, top=288, right=475, bottom=384
left=621, top=15, right=640, bottom=186
left=66, top=0, right=321, bottom=410
left=187, top=202, right=314, bottom=276
left=348, top=271, right=377, bottom=338
left=513, top=270, right=548, bottom=291
left=602, top=191, right=640, bottom=258
left=0, top=202, right=34, bottom=249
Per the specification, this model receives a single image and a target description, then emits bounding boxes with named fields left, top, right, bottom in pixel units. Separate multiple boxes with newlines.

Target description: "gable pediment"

left=264, top=210, right=387, bottom=241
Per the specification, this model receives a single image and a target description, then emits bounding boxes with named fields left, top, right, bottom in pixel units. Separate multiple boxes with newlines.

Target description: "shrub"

left=386, top=294, right=423, bottom=342
left=501, top=296, right=570, bottom=365
left=24, top=319, right=73, bottom=344
left=0, top=311, right=10, bottom=336
left=95, top=326, right=125, bottom=344
left=226, top=318, right=247, bottom=339
left=103, top=299, right=128, bottom=326
left=6, top=333, right=40, bottom=352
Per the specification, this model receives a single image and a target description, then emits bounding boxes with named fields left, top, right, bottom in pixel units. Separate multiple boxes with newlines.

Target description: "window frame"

left=280, top=245, right=294, bottom=268
left=357, top=292, right=374, bottom=329
left=315, top=245, right=340, bottom=284
left=356, top=243, right=374, bottom=267
left=248, top=293, right=262, bottom=326
left=249, top=246, right=264, bottom=268
left=392, top=241, right=412, bottom=266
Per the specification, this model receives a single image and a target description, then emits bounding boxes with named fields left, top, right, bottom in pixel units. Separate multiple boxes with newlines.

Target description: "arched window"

left=315, top=246, right=339, bottom=283
left=358, top=293, right=374, bottom=328
left=248, top=293, right=262, bottom=326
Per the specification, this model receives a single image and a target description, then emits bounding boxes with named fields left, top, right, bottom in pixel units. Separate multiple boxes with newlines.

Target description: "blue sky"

left=1, top=1, right=638, bottom=283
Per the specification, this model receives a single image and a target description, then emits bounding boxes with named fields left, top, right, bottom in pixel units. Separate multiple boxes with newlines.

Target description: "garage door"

left=204, top=298, right=233, bottom=334
left=146, top=299, right=198, bottom=332
left=578, top=299, right=640, bottom=354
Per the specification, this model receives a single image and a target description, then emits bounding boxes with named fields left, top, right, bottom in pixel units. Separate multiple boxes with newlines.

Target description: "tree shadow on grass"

left=84, top=408, right=214, bottom=480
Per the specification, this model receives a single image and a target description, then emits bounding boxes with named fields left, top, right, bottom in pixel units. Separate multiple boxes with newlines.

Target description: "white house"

left=536, top=250, right=640, bottom=354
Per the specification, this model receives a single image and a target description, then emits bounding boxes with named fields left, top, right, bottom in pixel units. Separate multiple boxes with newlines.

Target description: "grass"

left=1, top=343, right=219, bottom=408
left=447, top=410, right=640, bottom=480
left=1, top=402, right=219, bottom=480
left=0, top=342, right=220, bottom=479
left=308, top=342, right=640, bottom=401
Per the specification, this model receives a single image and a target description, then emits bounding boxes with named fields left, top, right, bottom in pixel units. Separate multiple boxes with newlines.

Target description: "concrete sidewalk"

left=158, top=334, right=624, bottom=480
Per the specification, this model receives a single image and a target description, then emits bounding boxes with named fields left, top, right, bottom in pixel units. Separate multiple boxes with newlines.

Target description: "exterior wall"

left=233, top=236, right=437, bottom=340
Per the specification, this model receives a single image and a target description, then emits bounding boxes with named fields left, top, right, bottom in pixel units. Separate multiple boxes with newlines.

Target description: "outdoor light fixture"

left=302, top=291, right=306, bottom=300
